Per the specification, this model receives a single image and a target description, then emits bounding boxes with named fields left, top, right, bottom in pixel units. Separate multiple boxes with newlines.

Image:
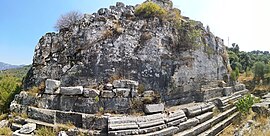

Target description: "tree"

left=54, top=11, right=83, bottom=31
left=254, top=62, right=265, bottom=82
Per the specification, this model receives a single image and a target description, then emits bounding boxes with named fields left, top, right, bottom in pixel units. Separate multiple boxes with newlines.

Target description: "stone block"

left=83, top=88, right=100, bottom=98
left=59, top=95, right=78, bottom=111
left=138, top=124, right=166, bottom=134
left=167, top=117, right=187, bottom=127
left=37, top=94, right=60, bottom=110
left=252, top=103, right=270, bottom=115
left=178, top=118, right=199, bottom=132
left=112, top=79, right=138, bottom=89
left=185, top=105, right=202, bottom=117
left=104, top=83, right=113, bottom=90
left=113, top=88, right=130, bottom=97
left=166, top=110, right=186, bottom=122
left=44, top=79, right=61, bottom=94
left=103, top=98, right=130, bottom=113
left=60, top=86, right=83, bottom=95
left=19, top=123, right=36, bottom=134
left=131, top=89, right=138, bottom=97
left=73, top=97, right=100, bottom=114
left=56, top=111, right=82, bottom=128
left=195, top=112, right=213, bottom=123
left=82, top=114, right=108, bottom=130
left=101, top=90, right=115, bottom=98
left=223, top=87, right=233, bottom=96
left=234, top=84, right=245, bottom=92
left=27, top=107, right=55, bottom=124
left=137, top=113, right=165, bottom=128
left=144, top=103, right=165, bottom=114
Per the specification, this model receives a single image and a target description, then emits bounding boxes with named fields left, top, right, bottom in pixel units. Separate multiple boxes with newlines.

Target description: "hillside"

left=0, top=65, right=31, bottom=79
left=0, top=62, right=23, bottom=71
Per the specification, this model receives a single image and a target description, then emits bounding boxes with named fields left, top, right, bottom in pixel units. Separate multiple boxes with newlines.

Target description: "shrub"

left=0, top=75, right=21, bottom=113
left=55, top=11, right=83, bottom=31
left=235, top=94, right=256, bottom=114
left=135, top=2, right=167, bottom=19
left=0, top=127, right=12, bottom=136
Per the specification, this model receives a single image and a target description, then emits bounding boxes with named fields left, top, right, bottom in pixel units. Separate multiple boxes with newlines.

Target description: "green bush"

left=0, top=75, right=21, bottom=113
left=235, top=94, right=256, bottom=114
left=135, top=2, right=167, bottom=19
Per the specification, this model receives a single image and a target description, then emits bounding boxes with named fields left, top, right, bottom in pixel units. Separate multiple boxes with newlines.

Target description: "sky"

left=0, top=0, right=269, bottom=65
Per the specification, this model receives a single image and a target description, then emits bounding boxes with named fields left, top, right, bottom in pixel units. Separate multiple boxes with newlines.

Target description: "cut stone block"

left=144, top=103, right=165, bottom=114
left=19, top=123, right=36, bottom=134
left=82, top=114, right=108, bottom=130
left=44, top=79, right=61, bottom=94
left=27, top=106, right=55, bottom=124
left=112, top=80, right=139, bottom=89
left=178, top=118, right=199, bottom=132
left=223, top=87, right=233, bottom=96
left=83, top=88, right=100, bottom=98
left=101, top=90, right=115, bottom=98
left=195, top=112, right=213, bottom=123
left=60, top=86, right=83, bottom=95
left=56, top=111, right=82, bottom=128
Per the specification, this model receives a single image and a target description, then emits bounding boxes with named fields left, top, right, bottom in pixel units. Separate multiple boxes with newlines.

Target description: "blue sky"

left=0, top=0, right=269, bottom=65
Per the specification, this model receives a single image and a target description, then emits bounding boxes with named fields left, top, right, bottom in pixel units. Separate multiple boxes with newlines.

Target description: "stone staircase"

left=9, top=78, right=248, bottom=135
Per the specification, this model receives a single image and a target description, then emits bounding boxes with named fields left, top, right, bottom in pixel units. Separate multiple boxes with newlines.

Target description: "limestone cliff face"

left=24, top=0, right=229, bottom=104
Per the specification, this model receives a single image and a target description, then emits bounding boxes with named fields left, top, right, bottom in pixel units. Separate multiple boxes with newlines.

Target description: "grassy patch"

left=0, top=127, right=12, bottom=136
left=135, top=2, right=167, bottom=19
left=35, top=127, right=56, bottom=136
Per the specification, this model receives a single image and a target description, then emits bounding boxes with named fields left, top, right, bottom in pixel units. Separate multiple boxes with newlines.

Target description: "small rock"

left=58, top=131, right=68, bottom=136
left=19, top=123, right=36, bottom=134
left=0, top=120, right=9, bottom=127
left=104, top=83, right=113, bottom=90
left=45, top=79, right=61, bottom=94
left=116, top=2, right=125, bottom=8
left=113, top=88, right=130, bottom=97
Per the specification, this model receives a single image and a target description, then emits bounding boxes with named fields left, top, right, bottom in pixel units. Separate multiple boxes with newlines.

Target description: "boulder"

left=144, top=103, right=165, bottom=114
left=58, top=131, right=68, bottom=136
left=19, top=123, right=36, bottom=134
left=60, top=86, right=83, bottom=95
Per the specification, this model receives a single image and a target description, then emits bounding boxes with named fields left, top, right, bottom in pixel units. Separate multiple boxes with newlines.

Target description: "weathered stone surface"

left=144, top=103, right=165, bottom=114
left=56, top=111, right=82, bottom=128
left=234, top=84, right=246, bottom=92
left=83, top=88, right=100, bottom=98
left=104, top=83, right=113, bottom=90
left=60, top=86, right=83, bottom=95
left=223, top=87, right=233, bottom=96
left=101, top=90, right=115, bottom=98
left=73, top=97, right=100, bottom=114
left=178, top=118, right=199, bottom=132
left=103, top=98, right=130, bottom=113
left=59, top=95, right=78, bottom=111
left=195, top=112, right=213, bottom=123
left=27, top=106, right=55, bottom=124
left=37, top=94, right=60, bottom=109
left=113, top=88, right=131, bottom=97
left=44, top=79, right=61, bottom=94
left=19, top=123, right=36, bottom=134
left=112, top=80, right=139, bottom=89
left=166, top=110, right=186, bottom=122
left=10, top=103, right=27, bottom=113
left=252, top=103, right=270, bottom=115
left=0, top=120, right=9, bottom=128
left=82, top=114, right=108, bottom=130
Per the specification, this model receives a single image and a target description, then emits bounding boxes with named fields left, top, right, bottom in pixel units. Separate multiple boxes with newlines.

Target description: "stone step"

left=195, top=112, right=213, bottom=124
left=183, top=102, right=214, bottom=117
left=175, top=107, right=237, bottom=136
left=198, top=112, right=240, bottom=136
left=135, top=126, right=179, bottom=136
left=234, top=89, right=249, bottom=96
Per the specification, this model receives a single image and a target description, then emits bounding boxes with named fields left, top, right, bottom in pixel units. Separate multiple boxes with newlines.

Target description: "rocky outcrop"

left=23, top=0, right=229, bottom=105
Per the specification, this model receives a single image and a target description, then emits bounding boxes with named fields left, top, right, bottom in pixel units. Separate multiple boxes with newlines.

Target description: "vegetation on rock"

left=235, top=94, right=257, bottom=114
left=135, top=2, right=167, bottom=19
left=54, top=11, right=83, bottom=31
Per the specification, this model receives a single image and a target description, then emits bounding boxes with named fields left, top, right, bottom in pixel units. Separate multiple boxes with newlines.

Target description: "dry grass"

left=219, top=124, right=235, bottom=136
left=212, top=107, right=220, bottom=117
left=0, top=127, right=12, bottom=136
left=27, top=81, right=45, bottom=96
left=0, top=113, right=7, bottom=120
